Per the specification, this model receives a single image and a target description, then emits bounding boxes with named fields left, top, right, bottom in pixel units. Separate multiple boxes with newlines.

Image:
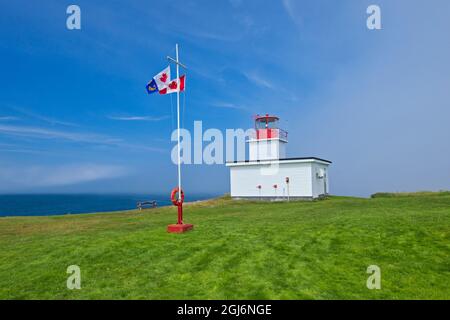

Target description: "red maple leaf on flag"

left=160, top=73, right=168, bottom=83
left=168, top=80, right=178, bottom=90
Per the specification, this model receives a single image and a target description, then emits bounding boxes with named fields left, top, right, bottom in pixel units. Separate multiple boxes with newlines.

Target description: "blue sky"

left=1, top=0, right=449, bottom=196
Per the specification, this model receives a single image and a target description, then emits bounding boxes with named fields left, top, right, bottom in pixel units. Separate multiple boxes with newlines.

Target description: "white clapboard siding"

left=227, top=159, right=330, bottom=199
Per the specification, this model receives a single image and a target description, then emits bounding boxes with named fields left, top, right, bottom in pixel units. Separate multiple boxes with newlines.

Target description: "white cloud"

left=0, top=124, right=165, bottom=152
left=282, top=0, right=301, bottom=26
left=0, top=148, right=49, bottom=154
left=211, top=102, right=247, bottom=110
left=107, top=115, right=169, bottom=121
left=0, top=116, right=18, bottom=121
left=11, top=106, right=78, bottom=127
left=0, top=164, right=129, bottom=189
left=177, top=28, right=243, bottom=42
left=0, top=124, right=121, bottom=144
left=0, top=143, right=47, bottom=154
left=243, top=71, right=275, bottom=89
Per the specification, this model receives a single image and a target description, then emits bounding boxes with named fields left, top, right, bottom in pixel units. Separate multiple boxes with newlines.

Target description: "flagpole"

left=166, top=43, right=192, bottom=232
left=175, top=44, right=182, bottom=207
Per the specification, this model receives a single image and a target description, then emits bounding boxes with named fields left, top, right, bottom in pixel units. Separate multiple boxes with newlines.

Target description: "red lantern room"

left=248, top=114, right=288, bottom=161
left=254, top=114, right=288, bottom=141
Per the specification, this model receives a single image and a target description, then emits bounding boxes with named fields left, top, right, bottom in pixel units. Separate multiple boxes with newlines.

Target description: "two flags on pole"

left=146, top=66, right=185, bottom=95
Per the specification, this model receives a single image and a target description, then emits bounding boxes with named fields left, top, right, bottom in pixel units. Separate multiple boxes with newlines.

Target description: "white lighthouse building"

left=226, top=115, right=331, bottom=200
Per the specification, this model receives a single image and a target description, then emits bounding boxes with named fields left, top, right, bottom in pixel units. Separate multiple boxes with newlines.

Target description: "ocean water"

left=0, top=194, right=215, bottom=217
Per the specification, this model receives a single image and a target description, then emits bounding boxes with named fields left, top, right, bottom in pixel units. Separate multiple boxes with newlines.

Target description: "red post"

left=167, top=187, right=193, bottom=233
left=177, top=203, right=183, bottom=224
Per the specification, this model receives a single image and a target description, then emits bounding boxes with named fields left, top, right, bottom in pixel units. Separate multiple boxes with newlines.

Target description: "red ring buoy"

left=171, top=187, right=184, bottom=206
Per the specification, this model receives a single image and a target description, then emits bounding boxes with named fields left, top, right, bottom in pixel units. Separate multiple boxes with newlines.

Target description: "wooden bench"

left=137, top=200, right=157, bottom=210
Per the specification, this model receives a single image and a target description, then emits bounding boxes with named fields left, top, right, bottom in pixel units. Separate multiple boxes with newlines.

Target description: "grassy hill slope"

left=0, top=193, right=449, bottom=299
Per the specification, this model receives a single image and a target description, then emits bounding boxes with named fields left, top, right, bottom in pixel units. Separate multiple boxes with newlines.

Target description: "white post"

left=176, top=44, right=182, bottom=200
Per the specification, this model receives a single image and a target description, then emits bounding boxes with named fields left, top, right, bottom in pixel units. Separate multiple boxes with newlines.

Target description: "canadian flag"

left=159, top=75, right=185, bottom=95
left=153, top=66, right=171, bottom=90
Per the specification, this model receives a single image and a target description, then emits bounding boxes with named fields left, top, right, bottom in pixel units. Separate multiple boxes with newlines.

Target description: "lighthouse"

left=226, top=115, right=332, bottom=200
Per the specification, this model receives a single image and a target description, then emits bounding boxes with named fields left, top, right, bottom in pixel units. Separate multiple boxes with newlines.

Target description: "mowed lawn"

left=0, top=193, right=449, bottom=299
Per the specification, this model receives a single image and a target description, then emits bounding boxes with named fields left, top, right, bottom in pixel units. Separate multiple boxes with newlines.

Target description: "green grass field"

left=0, top=192, right=449, bottom=300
